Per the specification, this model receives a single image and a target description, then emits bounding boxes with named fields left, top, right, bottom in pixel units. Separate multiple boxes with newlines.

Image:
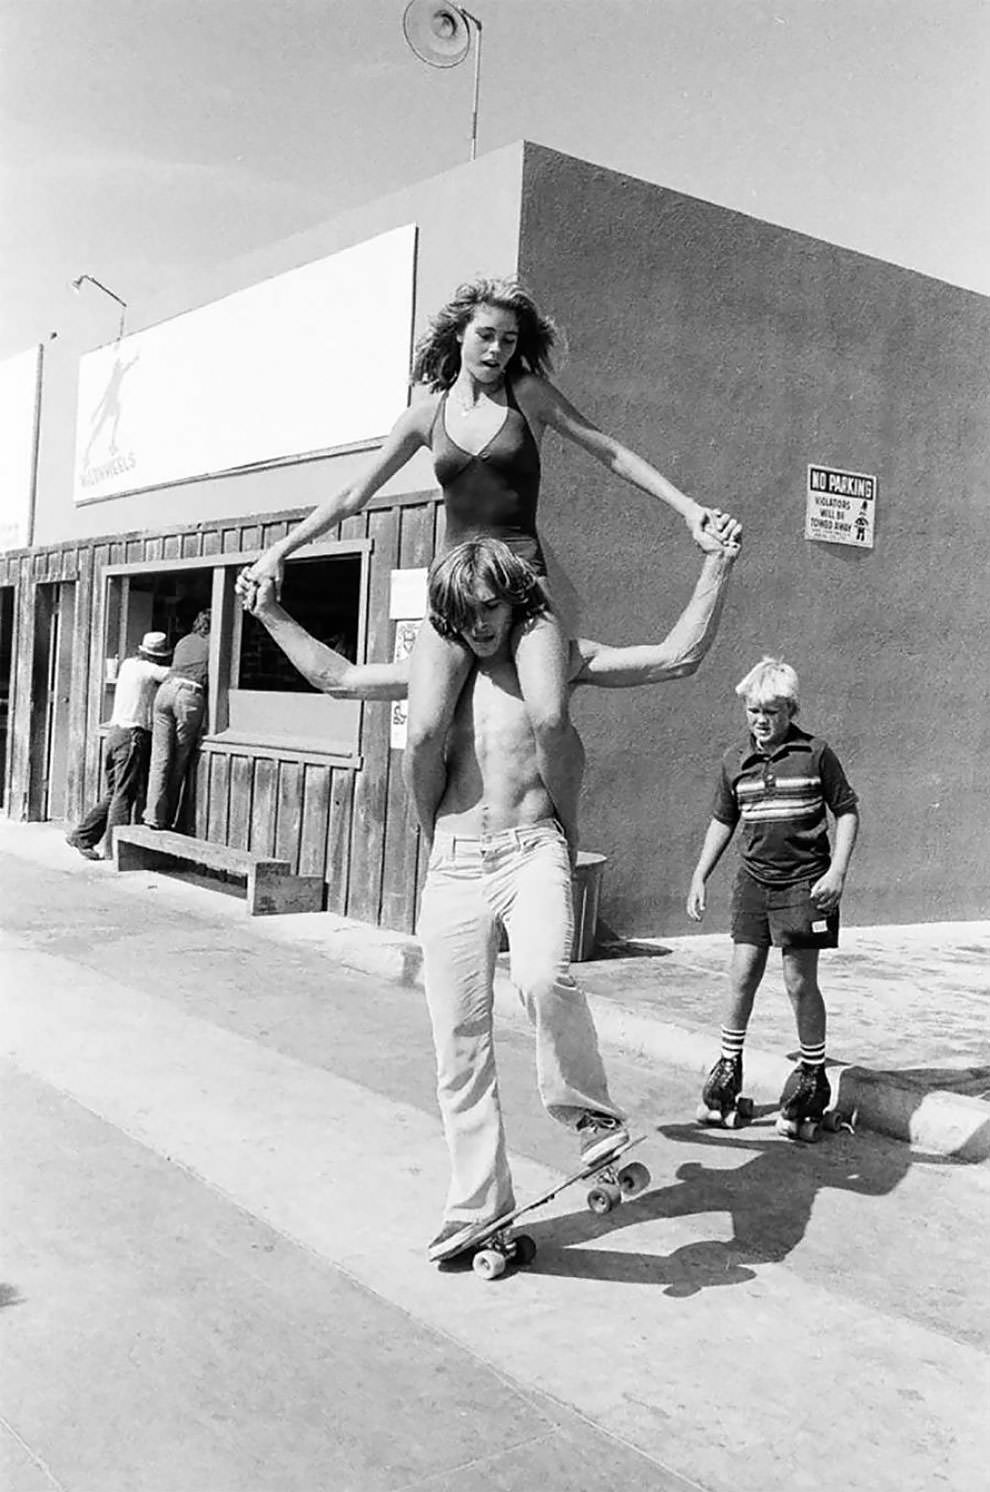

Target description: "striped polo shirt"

left=712, top=724, right=858, bottom=886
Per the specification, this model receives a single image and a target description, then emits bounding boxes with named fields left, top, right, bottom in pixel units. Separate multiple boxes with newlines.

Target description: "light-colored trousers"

left=144, top=676, right=206, bottom=830
left=417, top=819, right=623, bottom=1225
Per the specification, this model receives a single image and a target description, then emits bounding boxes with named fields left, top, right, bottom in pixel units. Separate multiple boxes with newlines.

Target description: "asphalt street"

left=2, top=838, right=987, bottom=1492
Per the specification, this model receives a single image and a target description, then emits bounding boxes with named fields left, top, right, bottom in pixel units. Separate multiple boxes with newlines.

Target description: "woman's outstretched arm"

left=237, top=401, right=431, bottom=608
left=515, top=373, right=718, bottom=546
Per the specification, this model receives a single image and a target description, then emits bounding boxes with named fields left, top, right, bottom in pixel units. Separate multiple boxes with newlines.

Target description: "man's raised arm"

left=571, top=519, right=741, bottom=690
left=249, top=579, right=409, bottom=700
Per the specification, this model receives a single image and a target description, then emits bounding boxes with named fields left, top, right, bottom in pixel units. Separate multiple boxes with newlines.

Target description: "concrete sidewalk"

left=12, top=818, right=990, bottom=1164
left=267, top=905, right=990, bottom=1164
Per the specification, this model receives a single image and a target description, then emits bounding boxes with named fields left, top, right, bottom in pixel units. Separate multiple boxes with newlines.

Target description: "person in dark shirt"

left=686, top=656, right=860, bottom=1138
left=235, top=277, right=719, bottom=859
left=143, top=609, right=211, bottom=831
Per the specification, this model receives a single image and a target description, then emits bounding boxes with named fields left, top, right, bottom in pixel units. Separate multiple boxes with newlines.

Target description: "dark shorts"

left=731, top=866, right=839, bottom=950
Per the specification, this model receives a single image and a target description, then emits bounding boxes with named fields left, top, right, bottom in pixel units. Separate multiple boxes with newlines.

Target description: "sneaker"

left=576, top=1112, right=629, bottom=1166
left=65, top=831, right=101, bottom=862
left=427, top=1218, right=484, bottom=1264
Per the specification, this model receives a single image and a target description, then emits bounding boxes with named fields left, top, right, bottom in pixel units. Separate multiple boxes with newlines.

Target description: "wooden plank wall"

left=0, top=494, right=441, bottom=933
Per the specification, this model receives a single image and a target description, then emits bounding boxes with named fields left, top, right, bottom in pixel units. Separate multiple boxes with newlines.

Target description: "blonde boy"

left=687, top=657, right=860, bottom=1136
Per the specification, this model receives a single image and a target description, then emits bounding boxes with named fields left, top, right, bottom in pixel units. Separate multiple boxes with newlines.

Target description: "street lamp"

left=402, top=1, right=484, bottom=162
left=71, top=273, right=128, bottom=341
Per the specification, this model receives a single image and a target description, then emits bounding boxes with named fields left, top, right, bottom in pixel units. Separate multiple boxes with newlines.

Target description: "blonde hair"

left=735, top=656, right=799, bottom=712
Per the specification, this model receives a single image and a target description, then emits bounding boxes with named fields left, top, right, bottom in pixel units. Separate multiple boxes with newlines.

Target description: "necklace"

left=450, top=379, right=504, bottom=415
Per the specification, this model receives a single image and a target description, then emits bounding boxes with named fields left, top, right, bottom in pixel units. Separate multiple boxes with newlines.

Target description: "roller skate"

left=775, top=1062, right=844, bottom=1142
left=696, top=1055, right=754, bottom=1129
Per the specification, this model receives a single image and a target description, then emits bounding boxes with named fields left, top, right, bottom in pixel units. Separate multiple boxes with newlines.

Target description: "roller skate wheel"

left=736, top=1096, right=755, bottom=1120
left=618, top=1161, right=650, bottom=1197
left=587, top=1181, right=622, bottom=1215
left=723, top=1108, right=742, bottom=1129
left=473, top=1248, right=507, bottom=1280
left=798, top=1119, right=821, bottom=1143
left=776, top=1115, right=799, bottom=1139
left=822, top=1110, right=844, bottom=1133
left=696, top=1104, right=722, bottom=1125
left=511, top=1233, right=537, bottom=1267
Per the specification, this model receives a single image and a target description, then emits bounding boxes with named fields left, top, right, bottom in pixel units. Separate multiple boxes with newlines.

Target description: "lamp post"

left=71, top=273, right=128, bottom=341
left=402, top=2, right=484, bottom=163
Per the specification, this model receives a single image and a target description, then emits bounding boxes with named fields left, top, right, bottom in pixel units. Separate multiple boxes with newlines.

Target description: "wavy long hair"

left=428, top=538, right=549, bottom=641
left=411, top=277, right=557, bottom=392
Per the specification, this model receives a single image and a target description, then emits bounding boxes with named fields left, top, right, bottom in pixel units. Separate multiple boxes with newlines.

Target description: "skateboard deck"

left=433, top=1134, right=650, bottom=1278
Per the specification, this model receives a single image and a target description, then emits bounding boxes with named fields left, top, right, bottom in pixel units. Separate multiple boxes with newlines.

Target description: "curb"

left=5, top=823, right=988, bottom=1167
left=312, top=915, right=990, bottom=1166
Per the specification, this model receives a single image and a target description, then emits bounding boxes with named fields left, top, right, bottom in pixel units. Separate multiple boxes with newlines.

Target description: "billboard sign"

left=74, top=224, right=417, bottom=504
left=0, top=345, right=41, bottom=551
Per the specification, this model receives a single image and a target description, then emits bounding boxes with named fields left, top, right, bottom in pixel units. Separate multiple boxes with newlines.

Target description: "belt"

left=172, top=676, right=205, bottom=690
left=432, top=818, right=562, bottom=855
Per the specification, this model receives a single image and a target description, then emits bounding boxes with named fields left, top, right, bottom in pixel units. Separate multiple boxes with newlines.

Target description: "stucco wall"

left=518, top=144, right=989, bottom=934
left=33, top=144, right=525, bottom=547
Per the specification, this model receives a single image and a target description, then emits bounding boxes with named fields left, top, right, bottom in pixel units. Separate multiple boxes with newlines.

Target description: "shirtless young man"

left=248, top=519, right=741, bottom=1259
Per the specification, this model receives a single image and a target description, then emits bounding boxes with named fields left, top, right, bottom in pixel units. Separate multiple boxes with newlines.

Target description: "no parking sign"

left=806, top=465, right=877, bottom=549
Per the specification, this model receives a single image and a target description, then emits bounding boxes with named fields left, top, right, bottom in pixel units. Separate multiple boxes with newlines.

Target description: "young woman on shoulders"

left=237, top=277, right=718, bottom=850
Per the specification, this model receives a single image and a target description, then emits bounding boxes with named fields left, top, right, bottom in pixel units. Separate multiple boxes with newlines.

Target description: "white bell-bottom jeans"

left=417, top=818, right=623, bottom=1226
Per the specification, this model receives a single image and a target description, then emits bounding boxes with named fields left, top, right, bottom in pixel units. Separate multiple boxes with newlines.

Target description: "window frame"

left=101, top=537, right=373, bottom=767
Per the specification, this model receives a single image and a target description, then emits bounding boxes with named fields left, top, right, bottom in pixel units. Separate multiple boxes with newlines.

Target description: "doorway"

left=28, top=581, right=76, bottom=820
left=0, top=586, right=14, bottom=809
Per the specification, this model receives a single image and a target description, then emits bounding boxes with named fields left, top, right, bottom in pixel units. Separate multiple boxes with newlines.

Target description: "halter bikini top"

left=430, top=381, right=544, bottom=569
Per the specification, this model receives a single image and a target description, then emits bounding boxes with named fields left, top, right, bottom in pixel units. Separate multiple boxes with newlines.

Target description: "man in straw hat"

left=66, top=630, right=172, bottom=860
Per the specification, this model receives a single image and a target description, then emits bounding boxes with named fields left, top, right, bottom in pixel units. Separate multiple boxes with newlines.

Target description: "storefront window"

left=237, top=554, right=361, bottom=690
left=225, top=550, right=365, bottom=758
left=102, top=541, right=368, bottom=762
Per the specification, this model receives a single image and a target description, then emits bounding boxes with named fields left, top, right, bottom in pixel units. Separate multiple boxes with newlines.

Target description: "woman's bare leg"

left=402, top=618, right=473, bottom=844
left=512, top=610, right=584, bottom=854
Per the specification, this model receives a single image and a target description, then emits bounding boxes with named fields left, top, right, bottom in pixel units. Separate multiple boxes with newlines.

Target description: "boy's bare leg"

left=724, top=942, right=768, bottom=1032
left=700, top=942, right=767, bottom=1118
left=776, top=947, right=831, bottom=1132
left=781, top=948, right=827, bottom=1049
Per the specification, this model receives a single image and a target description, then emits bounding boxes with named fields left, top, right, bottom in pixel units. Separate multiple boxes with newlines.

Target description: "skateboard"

left=433, top=1135, right=650, bottom=1280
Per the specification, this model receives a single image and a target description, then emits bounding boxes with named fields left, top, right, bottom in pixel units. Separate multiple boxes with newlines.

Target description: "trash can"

left=571, top=851, right=606, bottom=962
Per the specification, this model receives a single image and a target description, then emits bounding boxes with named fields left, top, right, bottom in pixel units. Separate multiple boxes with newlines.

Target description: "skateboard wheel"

left=512, top=1233, right=537, bottom=1267
left=618, top=1161, right=650, bottom=1197
left=798, top=1120, right=821, bottom=1143
left=587, top=1181, right=621, bottom=1215
left=473, top=1248, right=506, bottom=1280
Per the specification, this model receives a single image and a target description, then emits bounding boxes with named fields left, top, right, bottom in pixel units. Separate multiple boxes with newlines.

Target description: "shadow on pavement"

left=593, top=938, right=674, bottom=961
left=518, top=1116, right=923, bottom=1296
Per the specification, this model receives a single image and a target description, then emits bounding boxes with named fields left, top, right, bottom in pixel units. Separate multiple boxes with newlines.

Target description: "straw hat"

left=138, top=631, right=171, bottom=660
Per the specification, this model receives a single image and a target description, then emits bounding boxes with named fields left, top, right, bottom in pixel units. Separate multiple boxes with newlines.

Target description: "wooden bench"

left=113, top=826, right=325, bottom=916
